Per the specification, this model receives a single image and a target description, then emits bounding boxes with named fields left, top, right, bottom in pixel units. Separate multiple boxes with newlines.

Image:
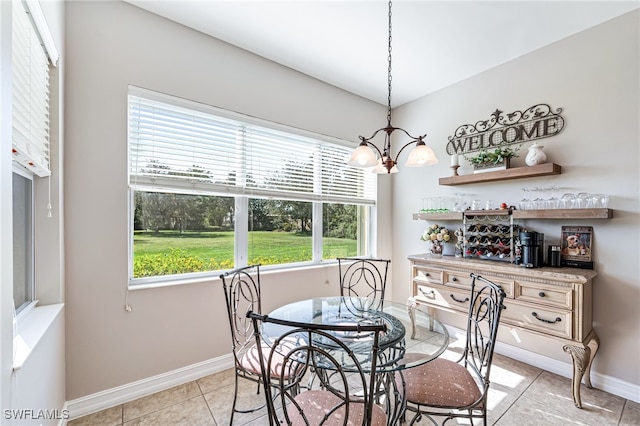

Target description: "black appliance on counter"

left=519, top=231, right=544, bottom=268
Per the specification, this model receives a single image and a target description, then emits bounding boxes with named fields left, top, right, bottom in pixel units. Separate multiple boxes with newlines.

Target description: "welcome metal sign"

left=446, top=104, right=565, bottom=156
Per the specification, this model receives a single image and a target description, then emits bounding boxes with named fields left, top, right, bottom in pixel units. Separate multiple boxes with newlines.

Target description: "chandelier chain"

left=387, top=0, right=393, bottom=126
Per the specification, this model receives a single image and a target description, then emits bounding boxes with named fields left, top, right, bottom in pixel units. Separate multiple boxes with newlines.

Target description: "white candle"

left=451, top=153, right=459, bottom=166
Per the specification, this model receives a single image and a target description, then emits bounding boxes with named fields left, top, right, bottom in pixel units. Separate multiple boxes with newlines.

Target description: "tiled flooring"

left=69, top=351, right=640, bottom=426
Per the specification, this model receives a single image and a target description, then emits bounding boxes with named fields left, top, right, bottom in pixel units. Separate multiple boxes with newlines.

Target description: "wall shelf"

left=512, top=208, right=612, bottom=219
left=413, top=212, right=462, bottom=221
left=439, top=162, right=561, bottom=186
left=414, top=208, right=613, bottom=221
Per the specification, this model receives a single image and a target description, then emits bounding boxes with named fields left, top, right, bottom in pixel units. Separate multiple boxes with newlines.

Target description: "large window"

left=128, top=87, right=376, bottom=284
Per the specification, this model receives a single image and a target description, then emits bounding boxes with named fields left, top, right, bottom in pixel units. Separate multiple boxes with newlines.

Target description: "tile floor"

left=68, top=351, right=640, bottom=426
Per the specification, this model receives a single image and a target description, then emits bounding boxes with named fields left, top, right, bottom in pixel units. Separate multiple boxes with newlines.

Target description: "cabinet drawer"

left=515, top=281, right=573, bottom=309
left=414, top=284, right=470, bottom=313
left=444, top=271, right=514, bottom=299
left=413, top=265, right=444, bottom=284
left=502, top=300, right=572, bottom=339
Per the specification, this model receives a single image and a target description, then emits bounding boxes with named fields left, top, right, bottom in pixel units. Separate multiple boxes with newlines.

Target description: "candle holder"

left=450, top=165, right=460, bottom=176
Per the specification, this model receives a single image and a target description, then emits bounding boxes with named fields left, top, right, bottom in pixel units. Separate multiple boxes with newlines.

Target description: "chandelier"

left=348, top=0, right=438, bottom=174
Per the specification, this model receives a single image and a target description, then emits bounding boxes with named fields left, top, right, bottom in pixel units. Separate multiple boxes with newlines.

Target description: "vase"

left=430, top=242, right=443, bottom=256
left=525, top=143, right=547, bottom=166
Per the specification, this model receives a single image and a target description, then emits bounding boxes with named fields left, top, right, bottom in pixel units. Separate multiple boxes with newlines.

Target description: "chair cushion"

left=239, top=338, right=300, bottom=379
left=398, top=355, right=483, bottom=408
left=288, top=390, right=387, bottom=425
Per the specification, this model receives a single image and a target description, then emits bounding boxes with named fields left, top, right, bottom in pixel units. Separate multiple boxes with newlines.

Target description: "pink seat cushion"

left=398, top=354, right=483, bottom=408
left=239, top=338, right=300, bottom=379
left=287, top=390, right=387, bottom=425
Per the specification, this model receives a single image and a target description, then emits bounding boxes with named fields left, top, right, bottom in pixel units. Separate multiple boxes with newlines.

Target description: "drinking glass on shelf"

left=546, top=185, right=560, bottom=209
left=560, top=193, right=575, bottom=209
left=519, top=188, right=530, bottom=211
left=574, top=192, right=591, bottom=209
left=587, top=193, right=609, bottom=208
left=596, top=194, right=609, bottom=208
left=532, top=187, right=546, bottom=210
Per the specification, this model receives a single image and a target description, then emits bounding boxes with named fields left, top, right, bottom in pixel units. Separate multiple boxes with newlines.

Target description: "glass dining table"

left=261, top=296, right=450, bottom=425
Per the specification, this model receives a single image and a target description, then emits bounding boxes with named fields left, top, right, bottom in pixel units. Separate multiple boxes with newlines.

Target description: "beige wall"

left=64, top=1, right=389, bottom=399
left=391, top=10, right=639, bottom=394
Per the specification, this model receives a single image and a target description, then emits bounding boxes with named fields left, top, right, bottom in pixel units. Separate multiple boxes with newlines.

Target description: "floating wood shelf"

left=439, top=163, right=561, bottom=186
left=412, top=212, right=462, bottom=221
left=414, top=208, right=612, bottom=221
left=512, top=208, right=612, bottom=219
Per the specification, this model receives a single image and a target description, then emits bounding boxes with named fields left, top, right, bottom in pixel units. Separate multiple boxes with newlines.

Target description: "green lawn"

left=133, top=230, right=357, bottom=277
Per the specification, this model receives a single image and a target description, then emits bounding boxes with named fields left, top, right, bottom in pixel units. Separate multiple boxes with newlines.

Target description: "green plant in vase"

left=466, top=143, right=520, bottom=169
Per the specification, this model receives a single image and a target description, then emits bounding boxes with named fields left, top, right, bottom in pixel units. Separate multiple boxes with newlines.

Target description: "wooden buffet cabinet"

left=407, top=253, right=599, bottom=409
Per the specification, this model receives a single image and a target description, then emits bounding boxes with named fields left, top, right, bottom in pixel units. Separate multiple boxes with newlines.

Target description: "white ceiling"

left=125, top=0, right=639, bottom=107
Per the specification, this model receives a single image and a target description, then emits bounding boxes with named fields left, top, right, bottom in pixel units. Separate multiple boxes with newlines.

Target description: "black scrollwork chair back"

left=397, top=273, right=506, bottom=425
left=248, top=311, right=388, bottom=426
left=220, top=264, right=266, bottom=424
left=337, top=258, right=390, bottom=309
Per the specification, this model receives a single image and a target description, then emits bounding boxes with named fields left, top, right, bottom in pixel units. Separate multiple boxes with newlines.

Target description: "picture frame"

left=560, top=226, right=594, bottom=269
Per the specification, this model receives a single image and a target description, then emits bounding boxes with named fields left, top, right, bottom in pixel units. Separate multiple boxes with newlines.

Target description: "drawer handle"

left=451, top=277, right=458, bottom=282
left=532, top=312, right=562, bottom=324
left=425, top=272, right=430, bottom=277
left=538, top=291, right=546, bottom=297
left=450, top=294, right=469, bottom=304
left=419, top=289, right=435, bottom=298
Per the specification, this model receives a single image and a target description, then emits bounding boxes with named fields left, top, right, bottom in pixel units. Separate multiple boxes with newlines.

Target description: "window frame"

left=127, top=88, right=377, bottom=287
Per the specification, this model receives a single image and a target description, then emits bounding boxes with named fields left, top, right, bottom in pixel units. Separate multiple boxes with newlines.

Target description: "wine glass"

left=519, top=188, right=530, bottom=211
left=546, top=185, right=560, bottom=209
left=532, top=187, right=545, bottom=210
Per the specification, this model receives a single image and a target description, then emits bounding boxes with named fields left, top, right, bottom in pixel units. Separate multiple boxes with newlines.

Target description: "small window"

left=13, top=171, right=34, bottom=313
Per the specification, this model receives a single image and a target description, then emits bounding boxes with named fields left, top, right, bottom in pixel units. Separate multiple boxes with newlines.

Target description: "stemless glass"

left=574, top=192, right=591, bottom=209
left=560, top=193, right=575, bottom=209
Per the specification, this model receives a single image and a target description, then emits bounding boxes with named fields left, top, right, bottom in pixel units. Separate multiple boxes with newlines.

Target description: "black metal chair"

left=397, top=273, right=507, bottom=425
left=248, top=311, right=388, bottom=425
left=337, top=258, right=390, bottom=310
left=220, top=264, right=268, bottom=424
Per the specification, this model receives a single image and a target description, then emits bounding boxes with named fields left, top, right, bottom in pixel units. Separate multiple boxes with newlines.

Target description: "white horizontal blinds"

left=128, top=88, right=376, bottom=205
left=12, top=0, right=51, bottom=177
left=129, top=95, right=240, bottom=194
left=243, top=125, right=316, bottom=196
left=320, top=142, right=376, bottom=205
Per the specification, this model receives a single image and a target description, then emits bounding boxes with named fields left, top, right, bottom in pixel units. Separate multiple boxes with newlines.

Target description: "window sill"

left=13, top=303, right=64, bottom=371
left=128, top=260, right=339, bottom=290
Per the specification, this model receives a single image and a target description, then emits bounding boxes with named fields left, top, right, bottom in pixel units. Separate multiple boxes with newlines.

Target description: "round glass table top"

left=262, top=296, right=449, bottom=372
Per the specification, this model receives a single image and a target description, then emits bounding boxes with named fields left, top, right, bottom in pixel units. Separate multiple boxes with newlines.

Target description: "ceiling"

left=125, top=0, right=639, bottom=107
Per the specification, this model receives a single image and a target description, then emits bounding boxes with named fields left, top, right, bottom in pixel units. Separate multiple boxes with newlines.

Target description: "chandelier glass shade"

left=348, top=0, right=438, bottom=174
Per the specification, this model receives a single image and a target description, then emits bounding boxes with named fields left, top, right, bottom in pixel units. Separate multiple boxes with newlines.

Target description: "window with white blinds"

left=128, top=87, right=376, bottom=205
left=11, top=0, right=51, bottom=177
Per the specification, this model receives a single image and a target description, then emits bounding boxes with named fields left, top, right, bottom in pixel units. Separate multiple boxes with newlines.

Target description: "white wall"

left=64, top=1, right=389, bottom=400
left=391, top=10, right=639, bottom=393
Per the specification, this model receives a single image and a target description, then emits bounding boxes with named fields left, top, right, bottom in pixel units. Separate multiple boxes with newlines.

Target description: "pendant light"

left=348, top=0, right=438, bottom=174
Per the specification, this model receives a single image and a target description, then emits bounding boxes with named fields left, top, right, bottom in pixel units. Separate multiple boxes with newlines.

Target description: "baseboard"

left=443, top=324, right=640, bottom=403
left=63, top=354, right=233, bottom=422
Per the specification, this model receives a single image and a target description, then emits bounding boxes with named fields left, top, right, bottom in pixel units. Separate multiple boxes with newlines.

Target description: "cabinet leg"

left=583, top=334, right=600, bottom=389
left=563, top=332, right=598, bottom=409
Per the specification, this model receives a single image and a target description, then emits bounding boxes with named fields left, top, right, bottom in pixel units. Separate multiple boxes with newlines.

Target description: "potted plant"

left=466, top=144, right=519, bottom=173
